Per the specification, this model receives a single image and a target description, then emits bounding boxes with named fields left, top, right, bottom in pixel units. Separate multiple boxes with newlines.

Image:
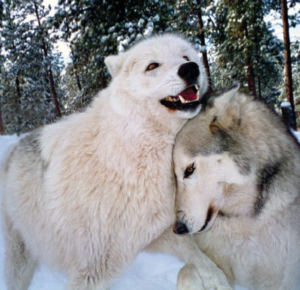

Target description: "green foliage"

left=0, top=0, right=63, bottom=134
left=292, top=41, right=300, bottom=103
left=209, top=0, right=284, bottom=104
left=0, top=0, right=299, bottom=133
left=287, top=41, right=300, bottom=127
left=52, top=0, right=176, bottom=111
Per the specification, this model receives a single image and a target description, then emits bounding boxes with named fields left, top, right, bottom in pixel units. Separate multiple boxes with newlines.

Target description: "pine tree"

left=281, top=0, right=297, bottom=129
left=209, top=0, right=283, bottom=104
left=0, top=0, right=63, bottom=134
left=1, top=0, right=296, bottom=134
left=33, top=1, right=61, bottom=117
left=268, top=0, right=299, bottom=128
left=53, top=0, right=176, bottom=112
left=0, top=2, right=4, bottom=134
left=291, top=41, right=300, bottom=119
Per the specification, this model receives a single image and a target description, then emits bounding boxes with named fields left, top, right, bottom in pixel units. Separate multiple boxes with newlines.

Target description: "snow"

left=281, top=101, right=291, bottom=108
left=143, top=26, right=154, bottom=37
left=101, top=36, right=109, bottom=43
left=153, top=14, right=160, bottom=22
left=138, top=18, right=145, bottom=27
left=294, top=130, right=300, bottom=142
left=0, top=134, right=298, bottom=290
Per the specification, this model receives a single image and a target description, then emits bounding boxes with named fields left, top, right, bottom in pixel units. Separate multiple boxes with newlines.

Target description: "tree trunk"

left=257, top=75, right=262, bottom=100
left=34, top=2, right=61, bottom=118
left=244, top=22, right=257, bottom=98
left=12, top=38, right=23, bottom=133
left=281, top=103, right=297, bottom=129
left=246, top=62, right=257, bottom=97
left=255, top=34, right=262, bottom=99
left=281, top=0, right=297, bottom=130
left=48, top=69, right=62, bottom=117
left=196, top=0, right=212, bottom=93
left=71, top=46, right=82, bottom=91
left=65, top=8, right=82, bottom=92
left=0, top=98, right=3, bottom=134
left=116, top=0, right=125, bottom=22
left=15, top=72, right=22, bottom=134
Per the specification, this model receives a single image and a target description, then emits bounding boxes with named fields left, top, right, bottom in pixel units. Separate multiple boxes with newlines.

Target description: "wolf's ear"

left=209, top=101, right=241, bottom=134
left=105, top=54, right=125, bottom=78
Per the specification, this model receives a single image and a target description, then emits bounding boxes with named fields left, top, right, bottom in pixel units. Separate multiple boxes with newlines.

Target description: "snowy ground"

left=1, top=132, right=300, bottom=290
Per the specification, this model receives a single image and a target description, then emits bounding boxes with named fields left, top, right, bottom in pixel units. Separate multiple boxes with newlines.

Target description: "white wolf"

left=0, top=35, right=231, bottom=290
left=173, top=87, right=300, bottom=290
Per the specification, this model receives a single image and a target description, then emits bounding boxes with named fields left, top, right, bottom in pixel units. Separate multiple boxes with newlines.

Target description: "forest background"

left=0, top=0, right=299, bottom=135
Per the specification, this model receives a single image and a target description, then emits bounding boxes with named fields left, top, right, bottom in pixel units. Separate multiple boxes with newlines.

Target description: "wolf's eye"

left=146, top=63, right=159, bottom=71
left=183, top=56, right=189, bottom=61
left=184, top=163, right=195, bottom=178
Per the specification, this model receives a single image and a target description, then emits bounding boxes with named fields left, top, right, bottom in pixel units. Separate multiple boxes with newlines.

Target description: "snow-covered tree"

left=280, top=0, right=297, bottom=129
left=52, top=0, right=176, bottom=111
left=0, top=0, right=63, bottom=134
left=0, top=0, right=298, bottom=133
left=207, top=0, right=284, bottom=105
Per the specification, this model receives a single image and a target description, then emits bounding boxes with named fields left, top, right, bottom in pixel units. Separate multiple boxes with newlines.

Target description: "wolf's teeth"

left=197, top=90, right=200, bottom=100
left=179, top=95, right=186, bottom=104
left=166, top=96, right=179, bottom=102
left=195, top=85, right=199, bottom=90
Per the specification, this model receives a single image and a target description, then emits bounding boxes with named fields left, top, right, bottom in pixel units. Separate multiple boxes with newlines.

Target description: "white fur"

left=175, top=151, right=256, bottom=233
left=0, top=35, right=232, bottom=290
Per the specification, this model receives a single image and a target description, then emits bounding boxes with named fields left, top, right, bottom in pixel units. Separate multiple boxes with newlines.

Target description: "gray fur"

left=2, top=148, right=15, bottom=174
left=180, top=111, right=251, bottom=175
left=17, top=130, right=48, bottom=172
left=254, top=161, right=281, bottom=216
left=174, top=88, right=300, bottom=290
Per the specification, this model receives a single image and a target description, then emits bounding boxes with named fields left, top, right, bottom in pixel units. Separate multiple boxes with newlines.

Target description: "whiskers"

left=157, top=78, right=185, bottom=97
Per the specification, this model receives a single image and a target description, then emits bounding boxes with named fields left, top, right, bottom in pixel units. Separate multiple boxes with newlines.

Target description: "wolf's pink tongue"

left=180, top=88, right=198, bottom=101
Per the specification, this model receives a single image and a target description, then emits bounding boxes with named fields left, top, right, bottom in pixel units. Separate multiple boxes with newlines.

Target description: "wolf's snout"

left=178, top=62, right=200, bottom=86
left=173, top=222, right=189, bottom=235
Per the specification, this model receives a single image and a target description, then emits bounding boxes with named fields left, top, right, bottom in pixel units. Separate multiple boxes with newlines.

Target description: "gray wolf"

left=173, top=87, right=300, bottom=290
left=0, top=34, right=231, bottom=290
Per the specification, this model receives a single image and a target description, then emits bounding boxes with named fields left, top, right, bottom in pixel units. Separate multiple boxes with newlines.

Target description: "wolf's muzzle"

left=178, top=62, right=200, bottom=86
left=173, top=222, right=189, bottom=235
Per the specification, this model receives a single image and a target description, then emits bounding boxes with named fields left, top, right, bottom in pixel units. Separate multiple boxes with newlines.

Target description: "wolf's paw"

left=198, top=265, right=233, bottom=290
left=177, top=264, right=233, bottom=290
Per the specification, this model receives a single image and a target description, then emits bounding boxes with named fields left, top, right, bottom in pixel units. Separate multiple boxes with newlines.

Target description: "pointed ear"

left=104, top=54, right=125, bottom=78
left=209, top=101, right=241, bottom=133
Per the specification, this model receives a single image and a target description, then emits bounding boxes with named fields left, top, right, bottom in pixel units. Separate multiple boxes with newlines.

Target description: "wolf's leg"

left=3, top=212, right=37, bottom=290
left=145, top=227, right=233, bottom=290
left=177, top=264, right=204, bottom=290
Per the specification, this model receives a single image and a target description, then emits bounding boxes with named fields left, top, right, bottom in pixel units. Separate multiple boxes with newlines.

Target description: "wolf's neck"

left=95, top=89, right=187, bottom=137
left=88, top=94, right=178, bottom=158
left=256, top=153, right=300, bottom=218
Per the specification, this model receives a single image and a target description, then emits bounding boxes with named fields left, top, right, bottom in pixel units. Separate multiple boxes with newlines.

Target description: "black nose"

left=173, top=222, right=189, bottom=235
left=178, top=62, right=200, bottom=86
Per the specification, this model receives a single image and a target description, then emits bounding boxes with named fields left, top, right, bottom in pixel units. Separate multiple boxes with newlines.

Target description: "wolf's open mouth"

left=198, top=206, right=214, bottom=233
left=160, top=85, right=200, bottom=111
